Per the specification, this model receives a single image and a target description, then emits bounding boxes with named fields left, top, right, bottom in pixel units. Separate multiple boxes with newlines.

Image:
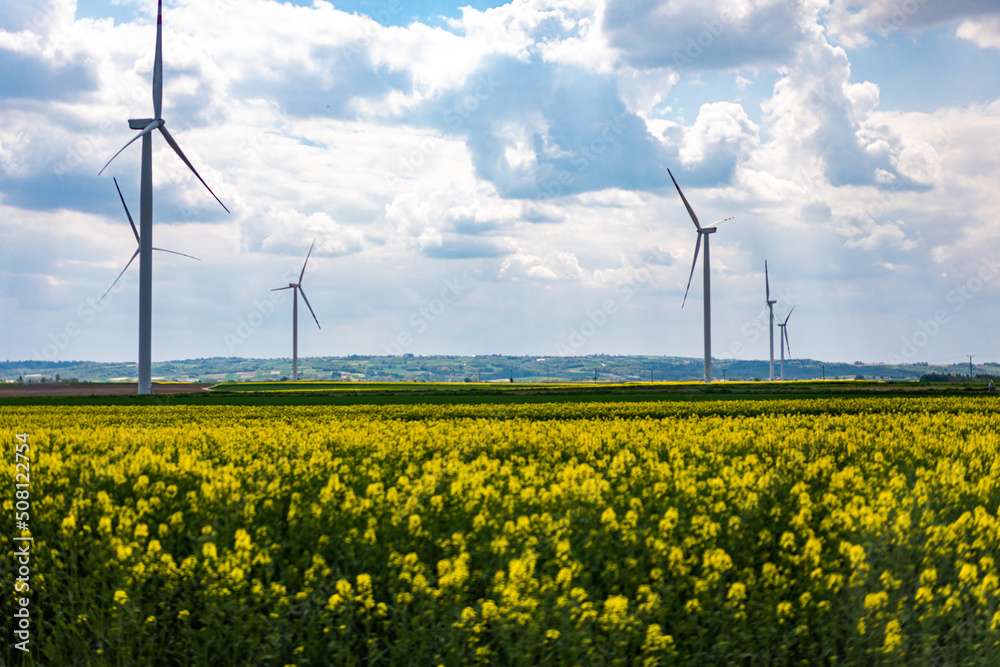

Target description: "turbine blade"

left=668, top=168, right=701, bottom=230
left=298, top=287, right=321, bottom=329
left=271, top=286, right=294, bottom=291
left=681, top=234, right=702, bottom=309
left=753, top=302, right=768, bottom=325
left=98, top=249, right=139, bottom=303
left=113, top=177, right=140, bottom=244
left=783, top=328, right=791, bottom=357
left=157, top=125, right=231, bottom=214
left=300, top=239, right=316, bottom=284
left=765, top=260, right=770, bottom=301
left=783, top=305, right=795, bottom=325
left=153, top=0, right=163, bottom=119
left=153, top=247, right=200, bottom=261
left=705, top=216, right=735, bottom=229
left=98, top=121, right=158, bottom=175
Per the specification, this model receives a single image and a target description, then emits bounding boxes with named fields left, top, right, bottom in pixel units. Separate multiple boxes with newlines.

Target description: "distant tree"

left=920, top=373, right=965, bottom=383
left=855, top=375, right=865, bottom=380
left=17, top=375, right=22, bottom=384
left=280, top=376, right=289, bottom=382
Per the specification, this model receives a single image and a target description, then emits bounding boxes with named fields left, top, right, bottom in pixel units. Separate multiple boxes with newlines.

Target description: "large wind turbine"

left=754, top=261, right=777, bottom=381
left=670, top=169, right=734, bottom=383
left=777, top=306, right=795, bottom=381
left=98, top=178, right=200, bottom=303
left=99, top=0, right=229, bottom=394
left=272, top=241, right=321, bottom=382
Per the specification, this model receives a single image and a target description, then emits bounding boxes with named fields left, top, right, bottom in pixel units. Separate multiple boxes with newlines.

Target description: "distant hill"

left=2, top=356, right=996, bottom=384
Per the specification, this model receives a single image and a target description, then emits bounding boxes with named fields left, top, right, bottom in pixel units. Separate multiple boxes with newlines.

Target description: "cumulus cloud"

left=603, top=0, right=811, bottom=71
left=957, top=15, right=1000, bottom=49
left=678, top=101, right=760, bottom=184
left=844, top=220, right=920, bottom=251
left=499, top=249, right=587, bottom=281
left=826, top=0, right=998, bottom=47
left=761, top=32, right=909, bottom=187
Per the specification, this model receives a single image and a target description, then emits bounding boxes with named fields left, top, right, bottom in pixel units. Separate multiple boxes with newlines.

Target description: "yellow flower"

left=113, top=590, right=128, bottom=606
left=882, top=619, right=903, bottom=653
left=234, top=529, right=252, bottom=551
left=202, top=542, right=218, bottom=559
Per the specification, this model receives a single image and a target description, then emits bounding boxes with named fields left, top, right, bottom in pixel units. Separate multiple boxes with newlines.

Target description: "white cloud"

left=826, top=0, right=997, bottom=47
left=844, top=220, right=920, bottom=251
left=603, top=0, right=812, bottom=71
left=957, top=15, right=1000, bottom=49
left=499, top=249, right=586, bottom=282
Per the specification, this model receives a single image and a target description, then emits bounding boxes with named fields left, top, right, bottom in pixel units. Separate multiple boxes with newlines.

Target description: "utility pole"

left=969, top=355, right=975, bottom=381
left=822, top=364, right=825, bottom=380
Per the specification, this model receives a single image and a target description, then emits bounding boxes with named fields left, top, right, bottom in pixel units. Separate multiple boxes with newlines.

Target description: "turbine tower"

left=755, top=261, right=777, bottom=381
left=670, top=169, right=734, bottom=383
left=777, top=306, right=795, bottom=380
left=98, top=177, right=199, bottom=303
left=99, top=0, right=229, bottom=394
left=272, top=241, right=321, bottom=381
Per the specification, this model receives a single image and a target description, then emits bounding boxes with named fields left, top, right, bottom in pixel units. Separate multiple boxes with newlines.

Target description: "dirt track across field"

left=0, top=383, right=215, bottom=397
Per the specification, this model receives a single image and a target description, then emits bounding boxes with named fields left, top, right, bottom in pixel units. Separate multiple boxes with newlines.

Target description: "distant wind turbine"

left=98, top=178, right=199, bottom=303
left=777, top=306, right=795, bottom=381
left=272, top=241, right=321, bottom=382
left=670, top=168, right=734, bottom=383
left=99, top=0, right=229, bottom=394
left=754, top=261, right=777, bottom=381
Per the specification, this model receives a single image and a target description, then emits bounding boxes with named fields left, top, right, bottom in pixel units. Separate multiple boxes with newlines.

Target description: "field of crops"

left=4, top=397, right=1000, bottom=665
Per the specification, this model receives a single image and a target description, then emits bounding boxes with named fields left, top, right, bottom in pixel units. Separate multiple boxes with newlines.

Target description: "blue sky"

left=2, top=0, right=1000, bottom=368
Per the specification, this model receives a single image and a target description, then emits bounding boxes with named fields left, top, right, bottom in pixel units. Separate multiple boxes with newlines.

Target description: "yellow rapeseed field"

left=3, top=397, right=1000, bottom=665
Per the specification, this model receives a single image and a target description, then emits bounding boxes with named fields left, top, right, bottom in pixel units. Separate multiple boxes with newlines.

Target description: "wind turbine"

left=670, top=169, right=734, bottom=383
left=98, top=178, right=199, bottom=303
left=99, top=0, right=229, bottom=394
left=272, top=241, right=321, bottom=382
left=777, top=306, right=795, bottom=380
left=754, top=261, right=777, bottom=381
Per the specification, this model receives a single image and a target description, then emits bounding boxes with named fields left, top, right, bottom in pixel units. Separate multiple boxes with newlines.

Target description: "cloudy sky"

left=3, top=0, right=1000, bottom=367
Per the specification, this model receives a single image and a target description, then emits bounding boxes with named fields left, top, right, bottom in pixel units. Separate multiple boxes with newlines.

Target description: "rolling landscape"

left=3, top=354, right=1000, bottom=385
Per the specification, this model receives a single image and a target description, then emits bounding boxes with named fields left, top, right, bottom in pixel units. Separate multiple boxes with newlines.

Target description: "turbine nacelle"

left=128, top=118, right=162, bottom=130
